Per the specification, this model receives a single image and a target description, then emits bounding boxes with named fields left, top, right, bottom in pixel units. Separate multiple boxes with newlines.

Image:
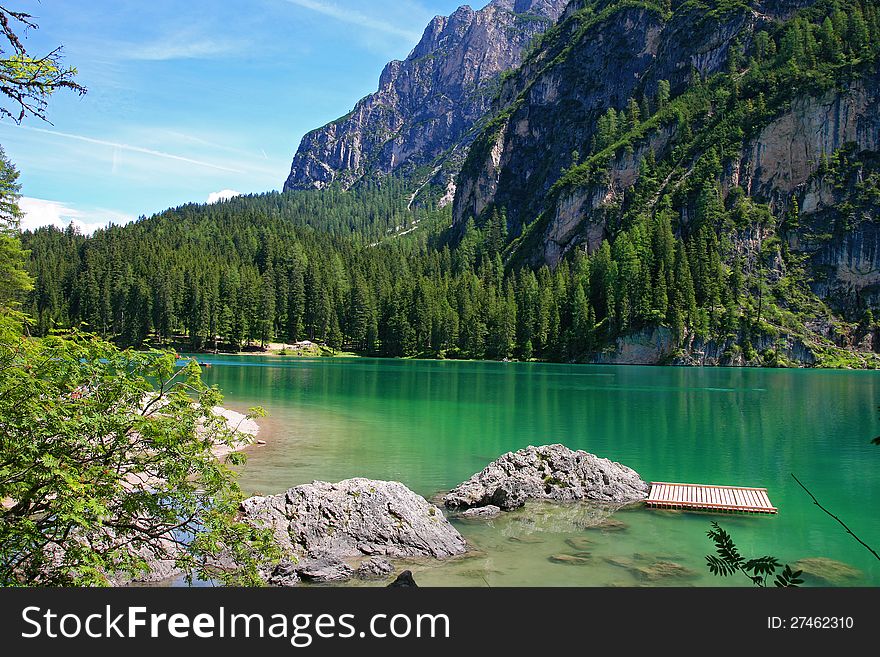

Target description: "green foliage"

left=0, top=8, right=86, bottom=122
left=0, top=146, right=32, bottom=309
left=706, top=522, right=803, bottom=587
left=0, top=318, right=277, bottom=585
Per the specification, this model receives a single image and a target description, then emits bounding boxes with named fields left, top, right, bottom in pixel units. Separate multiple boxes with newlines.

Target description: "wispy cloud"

left=14, top=125, right=246, bottom=174
left=120, top=37, right=244, bottom=62
left=283, top=0, right=423, bottom=42
left=207, top=189, right=241, bottom=204
left=19, top=197, right=135, bottom=235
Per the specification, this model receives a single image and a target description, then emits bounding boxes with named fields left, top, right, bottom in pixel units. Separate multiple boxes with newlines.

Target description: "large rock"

left=444, top=445, right=649, bottom=511
left=240, top=478, right=468, bottom=562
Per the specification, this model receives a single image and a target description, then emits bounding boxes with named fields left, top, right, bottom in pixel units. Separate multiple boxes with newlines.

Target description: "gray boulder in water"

left=240, top=478, right=468, bottom=562
left=444, top=445, right=649, bottom=511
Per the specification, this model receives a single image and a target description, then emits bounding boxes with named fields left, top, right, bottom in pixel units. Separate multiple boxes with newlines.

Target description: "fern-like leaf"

left=744, top=556, right=781, bottom=577
left=773, top=564, right=803, bottom=588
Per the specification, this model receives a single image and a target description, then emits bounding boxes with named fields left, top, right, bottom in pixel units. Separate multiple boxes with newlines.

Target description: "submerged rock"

left=794, top=557, right=863, bottom=586
left=241, top=478, right=468, bottom=563
left=357, top=557, right=395, bottom=580
left=586, top=518, right=629, bottom=533
left=444, top=445, right=649, bottom=511
left=564, top=537, right=594, bottom=551
left=460, top=505, right=502, bottom=519
left=603, top=555, right=636, bottom=570
left=629, top=561, right=699, bottom=582
left=507, top=535, right=545, bottom=545
left=549, top=553, right=593, bottom=566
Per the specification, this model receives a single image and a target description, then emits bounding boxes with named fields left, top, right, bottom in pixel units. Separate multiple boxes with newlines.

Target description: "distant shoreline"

left=179, top=349, right=880, bottom=371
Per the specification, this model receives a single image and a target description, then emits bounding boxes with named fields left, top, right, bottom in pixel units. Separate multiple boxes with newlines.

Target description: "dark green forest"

left=19, top=0, right=880, bottom=366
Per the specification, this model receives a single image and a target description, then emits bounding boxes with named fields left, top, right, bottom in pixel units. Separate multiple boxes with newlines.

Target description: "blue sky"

left=0, top=0, right=469, bottom=233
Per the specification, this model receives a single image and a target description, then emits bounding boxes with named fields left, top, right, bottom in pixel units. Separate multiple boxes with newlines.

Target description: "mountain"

left=451, top=0, right=880, bottom=365
left=22, top=0, right=880, bottom=368
left=283, top=0, right=569, bottom=200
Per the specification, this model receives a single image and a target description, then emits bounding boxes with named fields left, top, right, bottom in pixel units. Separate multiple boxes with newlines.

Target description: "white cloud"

left=284, top=0, right=423, bottom=42
left=19, top=198, right=135, bottom=235
left=121, top=38, right=242, bottom=62
left=207, top=189, right=241, bottom=204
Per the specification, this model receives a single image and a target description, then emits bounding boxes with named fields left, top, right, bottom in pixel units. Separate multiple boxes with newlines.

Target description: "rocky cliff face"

left=444, top=0, right=880, bottom=366
left=283, top=0, right=569, bottom=196
left=453, top=0, right=818, bottom=236
left=535, top=74, right=880, bottom=267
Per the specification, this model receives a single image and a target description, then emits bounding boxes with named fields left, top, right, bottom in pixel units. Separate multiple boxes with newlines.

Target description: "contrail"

left=283, top=0, right=423, bottom=42
left=14, top=125, right=246, bottom=173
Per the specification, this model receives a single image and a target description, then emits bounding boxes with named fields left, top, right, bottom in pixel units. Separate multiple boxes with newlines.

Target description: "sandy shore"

left=209, top=406, right=265, bottom=459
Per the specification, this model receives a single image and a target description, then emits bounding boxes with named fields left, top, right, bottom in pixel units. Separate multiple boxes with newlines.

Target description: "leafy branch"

left=0, top=6, right=86, bottom=123
left=706, top=522, right=803, bottom=587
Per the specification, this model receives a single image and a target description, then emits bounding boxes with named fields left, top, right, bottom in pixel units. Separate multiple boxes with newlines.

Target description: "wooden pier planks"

left=646, top=482, right=778, bottom=514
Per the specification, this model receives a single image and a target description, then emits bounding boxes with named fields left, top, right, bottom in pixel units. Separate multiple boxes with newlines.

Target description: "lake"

left=195, top=356, right=880, bottom=587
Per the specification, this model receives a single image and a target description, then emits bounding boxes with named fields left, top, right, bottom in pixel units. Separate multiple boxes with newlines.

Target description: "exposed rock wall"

left=452, top=1, right=821, bottom=248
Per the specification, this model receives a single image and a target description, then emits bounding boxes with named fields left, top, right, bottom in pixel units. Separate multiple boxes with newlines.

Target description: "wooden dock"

left=646, top=482, right=778, bottom=515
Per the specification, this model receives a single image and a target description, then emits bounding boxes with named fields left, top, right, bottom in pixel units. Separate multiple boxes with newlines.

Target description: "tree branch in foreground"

left=791, top=473, right=880, bottom=562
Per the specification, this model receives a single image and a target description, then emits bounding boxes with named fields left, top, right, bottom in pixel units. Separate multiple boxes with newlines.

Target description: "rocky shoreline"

left=127, top=440, right=866, bottom=588
left=115, top=441, right=653, bottom=587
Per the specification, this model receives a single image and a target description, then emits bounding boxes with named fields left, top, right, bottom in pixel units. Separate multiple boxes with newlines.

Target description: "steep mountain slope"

left=283, top=0, right=568, bottom=198
left=451, top=0, right=880, bottom=365
left=453, top=0, right=816, bottom=238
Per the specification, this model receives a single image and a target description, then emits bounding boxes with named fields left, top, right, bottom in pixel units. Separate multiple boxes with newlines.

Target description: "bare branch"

left=791, top=473, right=880, bottom=562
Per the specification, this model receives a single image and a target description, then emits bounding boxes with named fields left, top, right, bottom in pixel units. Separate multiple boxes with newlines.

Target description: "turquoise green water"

left=196, top=356, right=880, bottom=587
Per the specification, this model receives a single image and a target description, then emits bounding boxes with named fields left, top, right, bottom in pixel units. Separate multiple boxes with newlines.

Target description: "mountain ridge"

left=283, top=0, right=569, bottom=198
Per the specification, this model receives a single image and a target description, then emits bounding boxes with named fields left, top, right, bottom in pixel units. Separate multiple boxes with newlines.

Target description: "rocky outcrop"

left=284, top=0, right=567, bottom=196
left=356, top=557, right=395, bottom=580
left=589, top=326, right=821, bottom=366
left=743, top=79, right=880, bottom=206
left=454, top=1, right=681, bottom=234
left=443, top=445, right=649, bottom=511
left=592, top=327, right=676, bottom=366
left=241, top=478, right=468, bottom=562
